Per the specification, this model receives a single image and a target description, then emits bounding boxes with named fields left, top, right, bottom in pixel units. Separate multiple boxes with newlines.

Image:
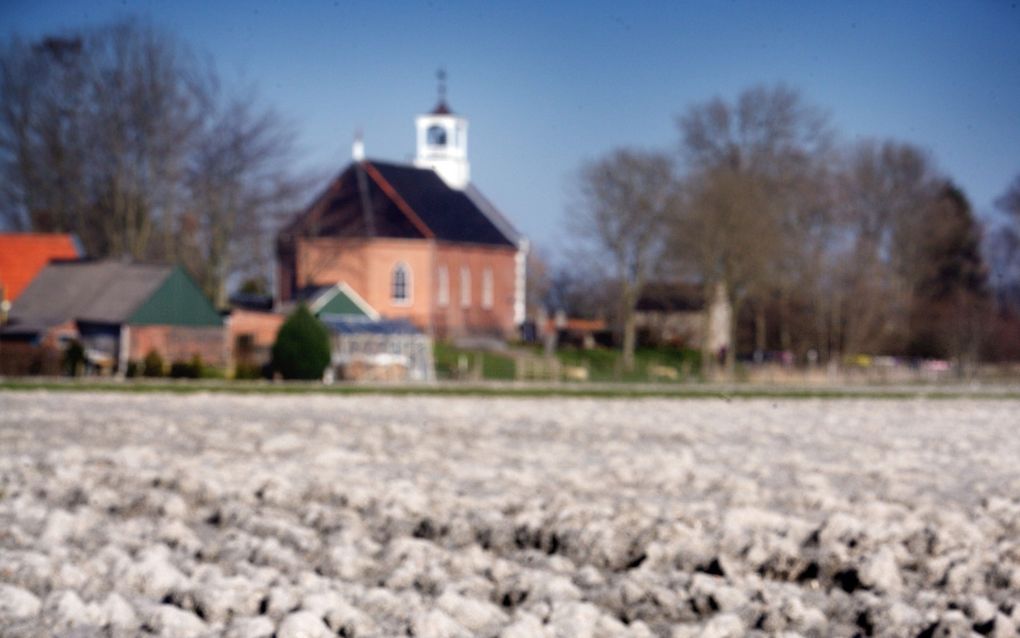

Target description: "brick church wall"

left=290, top=236, right=517, bottom=339
left=433, top=242, right=517, bottom=339
left=295, top=237, right=434, bottom=328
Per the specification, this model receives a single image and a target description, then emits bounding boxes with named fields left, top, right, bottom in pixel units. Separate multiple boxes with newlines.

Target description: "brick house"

left=2, top=260, right=225, bottom=374
left=277, top=89, right=527, bottom=341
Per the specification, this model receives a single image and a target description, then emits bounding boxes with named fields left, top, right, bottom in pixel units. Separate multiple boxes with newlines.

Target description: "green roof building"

left=3, top=260, right=225, bottom=374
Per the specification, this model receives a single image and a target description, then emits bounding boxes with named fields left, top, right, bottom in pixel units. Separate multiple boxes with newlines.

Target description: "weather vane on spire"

left=437, top=67, right=447, bottom=104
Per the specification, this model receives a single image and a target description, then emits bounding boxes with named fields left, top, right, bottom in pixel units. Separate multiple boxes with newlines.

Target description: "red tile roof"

left=0, top=233, right=80, bottom=302
left=544, top=318, right=608, bottom=333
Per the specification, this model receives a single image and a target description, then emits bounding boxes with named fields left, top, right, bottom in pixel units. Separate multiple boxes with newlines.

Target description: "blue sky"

left=3, top=1, right=1019, bottom=256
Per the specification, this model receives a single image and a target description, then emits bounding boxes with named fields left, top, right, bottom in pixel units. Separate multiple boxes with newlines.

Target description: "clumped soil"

left=1, top=392, right=1019, bottom=637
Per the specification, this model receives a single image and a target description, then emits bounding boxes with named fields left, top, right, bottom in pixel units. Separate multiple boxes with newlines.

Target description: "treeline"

left=551, top=85, right=1018, bottom=374
left=0, top=19, right=308, bottom=306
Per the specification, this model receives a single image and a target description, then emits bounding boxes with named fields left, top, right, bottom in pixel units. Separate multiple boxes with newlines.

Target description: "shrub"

left=198, top=358, right=224, bottom=379
left=168, top=361, right=191, bottom=378
left=142, top=350, right=165, bottom=377
left=62, top=340, right=85, bottom=376
left=271, top=304, right=331, bottom=380
left=169, top=355, right=202, bottom=379
left=233, top=362, right=264, bottom=380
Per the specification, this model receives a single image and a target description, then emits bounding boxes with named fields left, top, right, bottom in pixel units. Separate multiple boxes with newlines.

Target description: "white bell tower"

left=414, top=69, right=470, bottom=190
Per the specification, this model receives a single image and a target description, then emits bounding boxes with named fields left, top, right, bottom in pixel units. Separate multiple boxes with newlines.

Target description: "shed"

left=308, top=282, right=379, bottom=319
left=321, top=315, right=434, bottom=381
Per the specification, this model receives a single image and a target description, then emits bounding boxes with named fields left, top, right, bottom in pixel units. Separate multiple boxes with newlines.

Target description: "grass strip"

left=1, top=378, right=1018, bottom=400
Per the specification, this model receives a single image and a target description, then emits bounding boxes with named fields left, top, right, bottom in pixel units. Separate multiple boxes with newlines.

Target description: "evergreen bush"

left=271, top=304, right=331, bottom=380
left=142, top=350, right=165, bottom=377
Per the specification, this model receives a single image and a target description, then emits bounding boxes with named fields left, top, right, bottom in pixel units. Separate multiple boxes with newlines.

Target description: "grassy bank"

left=433, top=342, right=702, bottom=383
left=0, top=377, right=1017, bottom=400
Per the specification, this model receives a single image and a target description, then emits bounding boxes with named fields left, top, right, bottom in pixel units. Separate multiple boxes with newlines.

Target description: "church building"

left=276, top=78, right=527, bottom=340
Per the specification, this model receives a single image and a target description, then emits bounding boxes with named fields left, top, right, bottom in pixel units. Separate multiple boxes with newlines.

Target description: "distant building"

left=229, top=283, right=378, bottom=373
left=302, top=282, right=380, bottom=321
left=0, top=233, right=80, bottom=305
left=277, top=80, right=527, bottom=340
left=226, top=309, right=283, bottom=373
left=2, top=260, right=224, bottom=374
left=634, top=281, right=731, bottom=355
left=229, top=283, right=433, bottom=381
left=542, top=314, right=610, bottom=350
left=296, top=281, right=432, bottom=381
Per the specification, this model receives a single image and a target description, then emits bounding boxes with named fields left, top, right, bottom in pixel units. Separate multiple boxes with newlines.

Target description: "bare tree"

left=0, top=19, right=306, bottom=305
left=825, top=141, right=949, bottom=358
left=570, top=149, right=675, bottom=370
left=989, top=176, right=1020, bottom=311
left=673, top=84, right=832, bottom=375
left=0, top=21, right=208, bottom=258
left=0, top=35, right=89, bottom=233
left=997, top=175, right=1020, bottom=221
left=979, top=175, right=1020, bottom=360
left=524, top=246, right=552, bottom=319
left=184, top=95, right=307, bottom=306
left=543, top=259, right=611, bottom=321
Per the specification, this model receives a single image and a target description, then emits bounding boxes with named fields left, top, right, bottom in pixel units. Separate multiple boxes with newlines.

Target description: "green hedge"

left=271, top=304, right=331, bottom=380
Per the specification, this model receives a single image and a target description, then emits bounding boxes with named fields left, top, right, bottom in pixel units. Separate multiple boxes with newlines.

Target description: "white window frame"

left=437, top=265, right=449, bottom=307
left=460, top=266, right=471, bottom=308
left=391, top=262, right=412, bottom=306
left=482, top=267, right=494, bottom=309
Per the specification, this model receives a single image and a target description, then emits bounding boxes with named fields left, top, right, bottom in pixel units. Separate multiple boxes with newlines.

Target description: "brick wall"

left=228, top=310, right=284, bottom=366
left=0, top=341, right=62, bottom=375
left=129, top=325, right=227, bottom=367
left=292, top=236, right=518, bottom=339
left=433, top=242, right=517, bottom=339
left=294, top=237, right=434, bottom=329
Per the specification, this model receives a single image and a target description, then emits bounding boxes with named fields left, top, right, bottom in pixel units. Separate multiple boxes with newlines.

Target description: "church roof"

left=282, top=160, right=518, bottom=248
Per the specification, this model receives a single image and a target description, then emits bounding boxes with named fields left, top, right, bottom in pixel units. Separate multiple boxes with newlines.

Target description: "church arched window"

left=392, top=262, right=411, bottom=304
left=460, top=266, right=471, bottom=308
left=482, top=267, right=494, bottom=309
left=427, top=125, right=447, bottom=146
left=437, top=266, right=449, bottom=307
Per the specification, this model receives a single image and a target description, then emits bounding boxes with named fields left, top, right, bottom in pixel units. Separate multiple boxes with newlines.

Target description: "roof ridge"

left=463, top=184, right=521, bottom=246
left=361, top=161, right=435, bottom=239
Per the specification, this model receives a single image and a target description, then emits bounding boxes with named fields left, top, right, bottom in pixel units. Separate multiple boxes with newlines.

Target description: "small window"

left=482, top=268, right=494, bottom=309
left=437, top=266, right=449, bottom=307
left=392, top=263, right=411, bottom=304
left=427, top=125, right=447, bottom=146
left=460, top=266, right=471, bottom=308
